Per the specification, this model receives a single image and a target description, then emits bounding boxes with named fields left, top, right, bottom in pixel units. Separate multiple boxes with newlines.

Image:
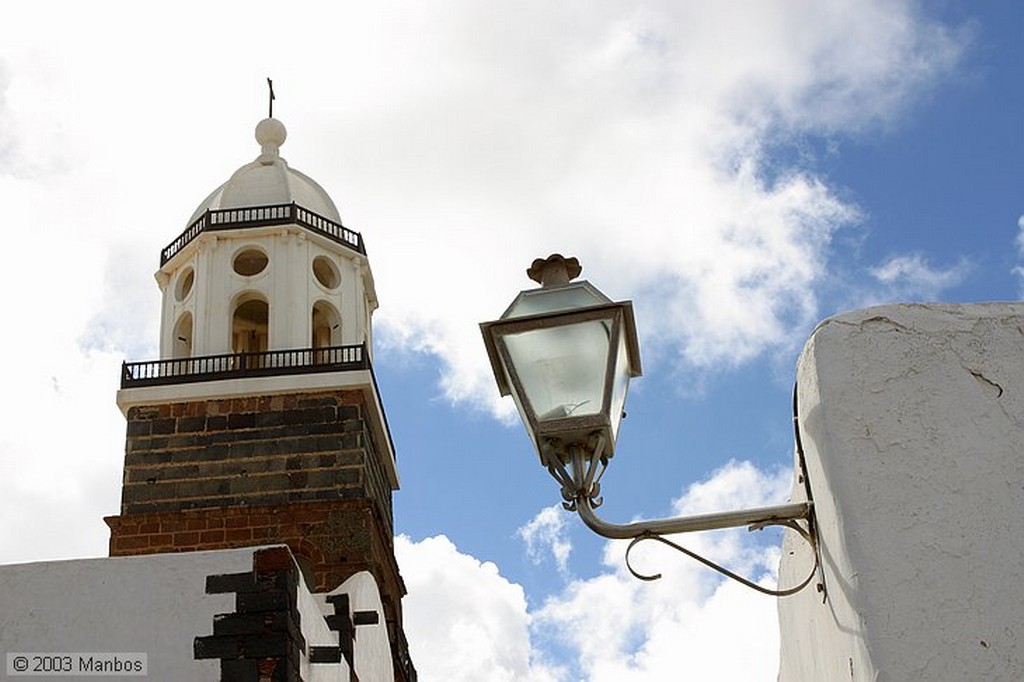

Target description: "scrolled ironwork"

left=623, top=520, right=819, bottom=597
left=540, top=435, right=610, bottom=511
left=539, top=433, right=820, bottom=595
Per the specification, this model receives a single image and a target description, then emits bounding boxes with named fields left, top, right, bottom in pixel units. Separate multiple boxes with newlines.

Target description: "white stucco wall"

left=0, top=548, right=250, bottom=680
left=328, top=572, right=395, bottom=682
left=296, top=571, right=349, bottom=682
left=778, top=303, right=1024, bottom=680
left=0, top=546, right=356, bottom=681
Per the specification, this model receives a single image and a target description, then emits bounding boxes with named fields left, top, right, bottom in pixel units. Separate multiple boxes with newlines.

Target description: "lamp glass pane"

left=503, top=282, right=610, bottom=319
left=503, top=319, right=611, bottom=422
left=608, top=330, right=631, bottom=441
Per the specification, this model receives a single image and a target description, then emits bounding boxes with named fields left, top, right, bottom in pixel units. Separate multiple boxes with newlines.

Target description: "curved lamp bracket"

left=543, top=438, right=820, bottom=597
left=622, top=519, right=817, bottom=597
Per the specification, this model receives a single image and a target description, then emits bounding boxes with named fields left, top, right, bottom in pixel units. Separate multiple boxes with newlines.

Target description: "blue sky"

left=1, top=2, right=1022, bottom=679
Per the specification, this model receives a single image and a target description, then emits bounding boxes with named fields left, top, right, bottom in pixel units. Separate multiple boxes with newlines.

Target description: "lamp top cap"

left=528, top=254, right=582, bottom=288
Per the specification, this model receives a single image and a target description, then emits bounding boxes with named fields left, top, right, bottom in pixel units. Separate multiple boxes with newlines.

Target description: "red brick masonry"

left=106, top=499, right=399, bottom=597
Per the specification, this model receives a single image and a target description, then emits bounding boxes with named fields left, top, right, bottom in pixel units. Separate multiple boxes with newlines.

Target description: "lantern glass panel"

left=502, top=319, right=611, bottom=422
left=608, top=328, right=631, bottom=441
left=503, top=282, right=610, bottom=319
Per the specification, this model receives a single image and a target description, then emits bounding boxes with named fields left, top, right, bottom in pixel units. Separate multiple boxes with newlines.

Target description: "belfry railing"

left=121, top=344, right=370, bottom=389
left=161, top=202, right=365, bottom=265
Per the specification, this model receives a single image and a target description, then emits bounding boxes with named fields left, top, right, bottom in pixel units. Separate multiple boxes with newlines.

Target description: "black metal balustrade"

left=121, top=344, right=370, bottom=389
left=161, top=202, right=365, bottom=265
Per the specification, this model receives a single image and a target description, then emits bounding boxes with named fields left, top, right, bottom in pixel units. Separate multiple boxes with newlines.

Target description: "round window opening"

left=175, top=267, right=195, bottom=301
left=233, top=249, right=269, bottom=276
left=312, top=256, right=340, bottom=289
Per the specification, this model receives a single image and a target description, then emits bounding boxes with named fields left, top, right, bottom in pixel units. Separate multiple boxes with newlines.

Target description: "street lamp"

left=481, top=255, right=819, bottom=594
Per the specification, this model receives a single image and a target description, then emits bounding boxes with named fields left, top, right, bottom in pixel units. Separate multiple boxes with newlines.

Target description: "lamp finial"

left=527, top=254, right=582, bottom=288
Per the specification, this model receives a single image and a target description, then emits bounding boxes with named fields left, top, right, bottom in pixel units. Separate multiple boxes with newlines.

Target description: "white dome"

left=187, top=118, right=341, bottom=225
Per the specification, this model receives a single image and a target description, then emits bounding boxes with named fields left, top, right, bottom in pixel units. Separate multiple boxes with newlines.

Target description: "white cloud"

left=1013, top=216, right=1024, bottom=293
left=350, top=0, right=967, bottom=409
left=395, top=535, right=564, bottom=682
left=532, top=461, right=792, bottom=681
left=673, top=459, right=794, bottom=516
left=0, top=170, right=128, bottom=563
left=0, top=345, right=124, bottom=563
left=0, top=2, right=968, bottom=424
left=399, top=462, right=796, bottom=681
left=517, top=506, right=573, bottom=576
left=868, top=253, right=971, bottom=301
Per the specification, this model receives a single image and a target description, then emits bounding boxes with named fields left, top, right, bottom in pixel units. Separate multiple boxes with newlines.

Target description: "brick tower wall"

left=105, top=389, right=404, bottom=608
left=114, top=391, right=392, bottom=529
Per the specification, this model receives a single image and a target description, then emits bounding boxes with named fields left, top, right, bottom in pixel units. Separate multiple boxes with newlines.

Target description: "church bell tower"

left=105, top=116, right=413, bottom=680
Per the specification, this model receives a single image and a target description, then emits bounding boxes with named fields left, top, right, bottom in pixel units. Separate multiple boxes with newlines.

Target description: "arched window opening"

left=311, top=301, right=341, bottom=364
left=232, top=298, right=269, bottom=361
left=172, top=313, right=193, bottom=359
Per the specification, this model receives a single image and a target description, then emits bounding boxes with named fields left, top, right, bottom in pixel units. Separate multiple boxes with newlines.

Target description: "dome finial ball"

left=255, top=118, right=287, bottom=159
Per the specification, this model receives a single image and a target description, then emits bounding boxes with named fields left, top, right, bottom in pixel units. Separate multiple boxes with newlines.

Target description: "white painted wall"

left=0, top=548, right=250, bottom=681
left=0, top=546, right=361, bottom=681
left=312, top=572, right=395, bottom=682
left=296, top=571, right=349, bottom=682
left=778, top=303, right=1024, bottom=681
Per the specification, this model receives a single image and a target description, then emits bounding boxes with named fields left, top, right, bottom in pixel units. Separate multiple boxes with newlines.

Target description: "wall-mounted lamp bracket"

left=541, top=436, right=820, bottom=596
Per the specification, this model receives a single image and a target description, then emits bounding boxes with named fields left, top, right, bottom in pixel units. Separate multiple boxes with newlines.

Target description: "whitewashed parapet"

left=779, top=303, right=1024, bottom=681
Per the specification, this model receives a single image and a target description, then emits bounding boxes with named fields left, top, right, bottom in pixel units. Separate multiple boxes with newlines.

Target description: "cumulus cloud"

left=533, top=461, right=793, bottom=681
left=517, top=506, right=573, bottom=576
left=395, top=535, right=563, bottom=682
left=0, top=171, right=127, bottom=562
left=1013, top=215, right=1024, bottom=293
left=352, top=1, right=967, bottom=409
left=0, top=2, right=968, bottom=422
left=869, top=253, right=971, bottom=301
left=0, top=342, right=125, bottom=563
left=399, top=462, right=796, bottom=681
